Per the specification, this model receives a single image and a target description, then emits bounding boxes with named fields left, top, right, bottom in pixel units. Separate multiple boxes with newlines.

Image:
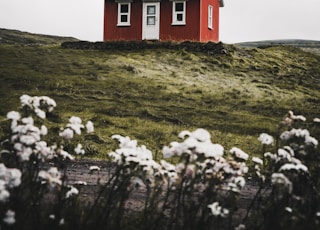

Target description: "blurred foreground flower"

left=208, top=202, right=229, bottom=218
left=3, top=210, right=15, bottom=225
left=258, top=133, right=274, bottom=145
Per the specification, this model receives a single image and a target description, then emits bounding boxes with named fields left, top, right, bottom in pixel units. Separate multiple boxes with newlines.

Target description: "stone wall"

left=61, top=40, right=230, bottom=55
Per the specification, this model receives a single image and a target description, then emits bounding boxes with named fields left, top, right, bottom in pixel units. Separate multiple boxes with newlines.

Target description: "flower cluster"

left=20, top=94, right=56, bottom=119
left=38, top=167, right=62, bottom=188
left=1, top=95, right=94, bottom=228
left=6, top=111, right=51, bottom=161
left=162, top=129, right=249, bottom=193
left=281, top=110, right=306, bottom=126
left=247, top=111, right=320, bottom=229
left=280, top=128, right=318, bottom=146
left=207, top=201, right=229, bottom=218
left=59, top=116, right=94, bottom=141
left=109, top=135, right=162, bottom=188
left=0, top=163, right=21, bottom=202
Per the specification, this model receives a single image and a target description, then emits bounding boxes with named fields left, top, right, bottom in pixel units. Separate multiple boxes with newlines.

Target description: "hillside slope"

left=1, top=29, right=319, bottom=157
left=237, top=39, right=320, bottom=55
left=0, top=28, right=78, bottom=45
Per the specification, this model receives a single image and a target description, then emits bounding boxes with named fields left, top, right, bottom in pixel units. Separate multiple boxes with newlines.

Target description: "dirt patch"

left=65, top=159, right=260, bottom=214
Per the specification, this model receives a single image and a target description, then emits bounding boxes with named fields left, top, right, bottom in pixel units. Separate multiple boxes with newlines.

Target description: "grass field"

left=1, top=28, right=319, bottom=159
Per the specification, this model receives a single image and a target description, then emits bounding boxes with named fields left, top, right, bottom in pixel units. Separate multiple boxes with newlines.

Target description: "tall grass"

left=0, top=95, right=319, bottom=229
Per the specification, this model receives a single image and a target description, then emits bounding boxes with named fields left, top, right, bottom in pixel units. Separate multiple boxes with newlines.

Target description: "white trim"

left=172, top=1, right=186, bottom=25
left=208, top=5, right=213, bottom=29
left=117, top=2, right=131, bottom=26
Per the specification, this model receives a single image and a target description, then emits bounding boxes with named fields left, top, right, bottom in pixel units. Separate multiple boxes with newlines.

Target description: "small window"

left=208, top=5, right=213, bottom=29
left=117, top=3, right=131, bottom=26
left=172, top=1, right=186, bottom=25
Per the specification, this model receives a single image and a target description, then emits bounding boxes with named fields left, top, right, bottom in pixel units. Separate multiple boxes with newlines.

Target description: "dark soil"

left=66, top=159, right=260, bottom=215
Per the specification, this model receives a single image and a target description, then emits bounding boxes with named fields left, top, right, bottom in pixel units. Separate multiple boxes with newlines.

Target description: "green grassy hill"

left=1, top=28, right=319, bottom=159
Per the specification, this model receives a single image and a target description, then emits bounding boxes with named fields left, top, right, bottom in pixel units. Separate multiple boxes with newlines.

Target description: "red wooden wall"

left=104, top=0, right=142, bottom=41
left=160, top=0, right=200, bottom=42
left=103, top=0, right=220, bottom=42
left=199, top=0, right=220, bottom=42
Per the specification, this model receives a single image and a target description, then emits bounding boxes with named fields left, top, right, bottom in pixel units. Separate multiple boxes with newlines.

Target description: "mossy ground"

left=1, top=30, right=319, bottom=159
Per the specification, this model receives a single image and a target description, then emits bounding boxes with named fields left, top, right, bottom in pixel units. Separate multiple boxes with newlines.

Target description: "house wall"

left=159, top=0, right=200, bottom=42
left=199, top=0, right=220, bottom=42
left=104, top=0, right=142, bottom=41
left=103, top=0, right=220, bottom=42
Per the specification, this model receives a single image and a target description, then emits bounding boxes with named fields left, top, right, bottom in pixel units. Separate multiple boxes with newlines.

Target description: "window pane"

left=120, top=4, right=129, bottom=13
left=176, top=13, right=183, bottom=22
left=147, top=16, right=156, bottom=25
left=175, top=3, right=184, bottom=12
left=147, top=6, right=156, bottom=15
left=121, top=15, right=128, bottom=22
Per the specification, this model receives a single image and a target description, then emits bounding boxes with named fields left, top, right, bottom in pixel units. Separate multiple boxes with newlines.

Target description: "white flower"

left=178, top=130, right=192, bottom=139
left=34, top=141, right=56, bottom=160
left=162, top=141, right=187, bottom=158
left=41, top=96, right=56, bottom=111
left=59, top=149, right=75, bottom=160
left=6, top=168, right=22, bottom=188
left=264, top=152, right=277, bottom=161
left=234, top=176, right=246, bottom=188
left=208, top=202, right=229, bottom=218
left=227, top=176, right=246, bottom=193
left=59, top=128, right=74, bottom=140
left=313, top=118, right=320, bottom=123
left=112, top=135, right=138, bottom=149
left=89, top=166, right=101, bottom=172
left=271, top=173, right=292, bottom=193
left=285, top=207, right=292, bottom=213
left=258, top=133, right=274, bottom=145
left=162, top=146, right=175, bottom=158
left=66, top=186, right=79, bottom=198
left=230, top=147, right=249, bottom=161
left=0, top=188, right=10, bottom=202
left=20, top=94, right=32, bottom=107
left=192, top=128, right=211, bottom=142
left=109, top=151, right=122, bottom=164
left=7, top=111, right=20, bottom=120
left=17, top=145, right=33, bottom=161
left=59, top=218, right=65, bottom=225
left=0, top=164, right=22, bottom=193
left=179, top=128, right=211, bottom=142
left=196, top=142, right=224, bottom=159
left=38, top=167, right=62, bottom=187
left=288, top=111, right=306, bottom=122
left=67, top=116, right=84, bottom=135
left=279, top=163, right=308, bottom=173
left=19, top=135, right=37, bottom=145
left=35, top=107, right=46, bottom=119
left=280, top=131, right=291, bottom=141
left=86, top=121, right=94, bottom=133
left=281, top=128, right=318, bottom=146
left=235, top=224, right=246, bottom=230
left=74, top=143, right=85, bottom=155
left=252, top=157, right=263, bottom=165
left=40, top=125, right=48, bottom=136
left=3, top=210, right=15, bottom=225
left=277, top=148, right=293, bottom=162
left=305, top=135, right=318, bottom=146
left=73, top=181, right=88, bottom=186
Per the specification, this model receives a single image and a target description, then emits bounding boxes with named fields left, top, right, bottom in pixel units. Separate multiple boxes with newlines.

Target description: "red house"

left=103, top=0, right=224, bottom=42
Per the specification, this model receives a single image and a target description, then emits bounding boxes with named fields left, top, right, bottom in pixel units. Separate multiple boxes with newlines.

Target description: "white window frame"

left=172, top=1, right=186, bottom=25
left=117, top=2, right=131, bottom=26
left=208, top=5, right=213, bottom=29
